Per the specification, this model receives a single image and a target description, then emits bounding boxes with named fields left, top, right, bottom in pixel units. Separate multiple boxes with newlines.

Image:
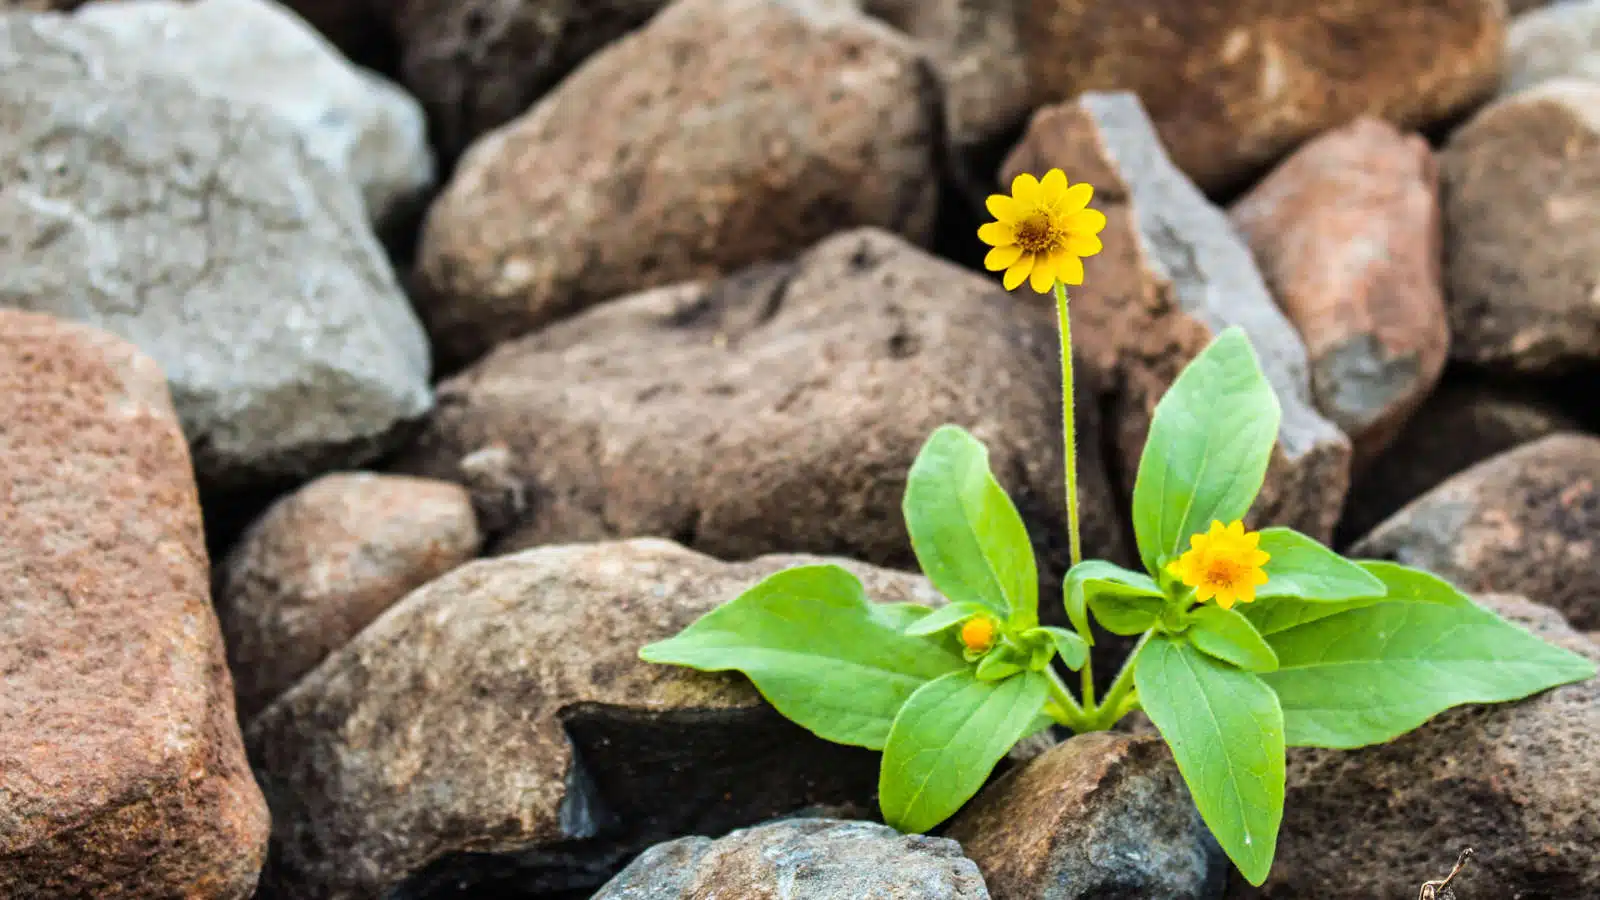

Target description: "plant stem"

left=1044, top=666, right=1087, bottom=730
left=1054, top=280, right=1095, bottom=714
left=1092, top=630, right=1151, bottom=730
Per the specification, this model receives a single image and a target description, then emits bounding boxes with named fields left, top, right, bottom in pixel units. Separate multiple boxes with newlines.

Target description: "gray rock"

left=594, top=819, right=990, bottom=899
left=1503, top=0, right=1600, bottom=96
left=73, top=0, right=435, bottom=231
left=0, top=15, right=432, bottom=491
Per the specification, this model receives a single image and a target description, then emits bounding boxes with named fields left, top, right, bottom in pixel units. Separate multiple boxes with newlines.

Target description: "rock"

left=1230, top=118, right=1447, bottom=466
left=593, top=818, right=989, bottom=899
left=1251, top=594, right=1600, bottom=899
left=395, top=228, right=1128, bottom=576
left=1440, top=78, right=1600, bottom=374
left=388, top=0, right=671, bottom=161
left=0, top=15, right=433, bottom=491
left=1019, top=0, right=1504, bottom=193
left=1001, top=92, right=1351, bottom=542
left=413, top=0, right=940, bottom=365
left=1503, top=0, right=1600, bottom=96
left=1352, top=433, right=1600, bottom=630
left=1339, top=379, right=1580, bottom=542
left=946, top=732, right=1225, bottom=900
left=247, top=539, right=934, bottom=897
left=216, top=472, right=481, bottom=720
left=73, top=0, right=435, bottom=232
left=0, top=310, right=269, bottom=897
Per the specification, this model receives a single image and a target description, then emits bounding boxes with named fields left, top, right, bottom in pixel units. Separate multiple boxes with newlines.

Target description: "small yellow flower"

left=978, top=169, right=1107, bottom=294
left=1166, top=520, right=1271, bottom=610
left=959, top=616, right=997, bottom=653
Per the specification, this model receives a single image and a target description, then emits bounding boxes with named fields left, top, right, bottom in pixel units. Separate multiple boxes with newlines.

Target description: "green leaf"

left=1261, top=565, right=1597, bottom=749
left=870, top=602, right=941, bottom=631
left=1242, top=560, right=1468, bottom=637
left=880, top=669, right=1050, bottom=833
left=1353, top=560, right=1475, bottom=607
left=639, top=565, right=966, bottom=750
left=1188, top=605, right=1279, bottom=672
left=1029, top=626, right=1088, bottom=671
left=1135, top=635, right=1284, bottom=886
left=975, top=651, right=1025, bottom=682
left=1131, top=328, right=1281, bottom=576
left=1256, top=528, right=1386, bottom=601
left=904, top=425, right=1039, bottom=624
left=1090, top=592, right=1168, bottom=636
left=904, top=601, right=988, bottom=637
left=1065, top=560, right=1165, bottom=644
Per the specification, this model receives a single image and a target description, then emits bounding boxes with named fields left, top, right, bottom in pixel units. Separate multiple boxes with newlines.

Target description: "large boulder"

left=412, top=0, right=940, bottom=365
left=1502, top=0, right=1600, bottom=96
left=0, top=14, right=432, bottom=491
left=1001, top=92, right=1351, bottom=542
left=0, top=310, right=269, bottom=897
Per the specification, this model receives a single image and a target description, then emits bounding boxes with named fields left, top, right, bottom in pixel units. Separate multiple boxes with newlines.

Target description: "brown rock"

left=1001, top=92, right=1351, bottom=542
left=413, top=0, right=940, bottom=366
left=1339, top=379, right=1580, bottom=541
left=1252, top=594, right=1600, bottom=899
left=1509, top=0, right=1550, bottom=13
left=1352, top=433, right=1600, bottom=630
left=396, top=228, right=1128, bottom=575
left=1441, top=78, right=1600, bottom=373
left=248, top=539, right=934, bottom=898
left=0, top=310, right=268, bottom=897
left=216, top=471, right=481, bottom=720
left=1231, top=118, right=1447, bottom=466
left=946, top=732, right=1225, bottom=900
left=1020, top=0, right=1504, bottom=193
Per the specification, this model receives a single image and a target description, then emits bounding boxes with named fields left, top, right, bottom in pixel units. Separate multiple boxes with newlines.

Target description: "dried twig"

left=1419, top=848, right=1475, bottom=900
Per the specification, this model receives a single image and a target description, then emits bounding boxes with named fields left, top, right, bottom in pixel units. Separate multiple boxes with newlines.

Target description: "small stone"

left=1352, top=433, right=1600, bottom=630
left=248, top=539, right=935, bottom=897
left=1231, top=118, right=1447, bottom=465
left=593, top=818, right=990, bottom=899
left=1502, top=0, right=1600, bottom=96
left=216, top=472, right=481, bottom=720
left=395, top=228, right=1128, bottom=578
left=1019, top=0, right=1504, bottom=193
left=946, top=732, right=1226, bottom=900
left=0, top=310, right=269, bottom=897
left=1440, top=78, right=1600, bottom=374
left=0, top=15, right=433, bottom=491
left=413, top=0, right=940, bottom=364
left=1001, top=92, right=1351, bottom=542
left=1257, top=595, right=1600, bottom=899
left=73, top=0, right=435, bottom=232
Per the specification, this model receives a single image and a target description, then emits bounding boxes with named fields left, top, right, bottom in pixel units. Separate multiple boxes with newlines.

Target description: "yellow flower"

left=978, top=169, right=1107, bottom=294
left=1166, top=520, right=1271, bottom=610
left=959, top=616, right=997, bottom=653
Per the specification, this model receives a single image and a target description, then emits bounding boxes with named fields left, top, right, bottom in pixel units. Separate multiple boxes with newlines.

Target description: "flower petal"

left=986, top=194, right=1020, bottom=223
left=1195, top=582, right=1217, bottom=602
left=1226, top=520, right=1246, bottom=538
left=1235, top=586, right=1256, bottom=605
left=1002, top=254, right=1034, bottom=291
left=1029, top=253, right=1058, bottom=293
left=1061, top=182, right=1093, bottom=212
left=1065, top=208, right=1107, bottom=234
left=977, top=221, right=1015, bottom=247
left=1251, top=568, right=1270, bottom=585
left=1065, top=233, right=1103, bottom=257
left=1011, top=172, right=1042, bottom=206
left=1055, top=253, right=1085, bottom=286
left=1040, top=168, right=1069, bottom=204
left=984, top=244, right=1024, bottom=272
left=1213, top=591, right=1235, bottom=610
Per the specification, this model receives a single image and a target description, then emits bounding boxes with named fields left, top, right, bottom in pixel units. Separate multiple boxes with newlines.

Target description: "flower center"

left=1013, top=213, right=1060, bottom=254
left=959, top=617, right=997, bottom=652
left=1203, top=558, right=1246, bottom=590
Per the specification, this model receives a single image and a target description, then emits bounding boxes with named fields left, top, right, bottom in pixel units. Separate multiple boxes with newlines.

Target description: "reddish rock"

left=1020, top=0, right=1504, bottom=193
left=1440, top=78, right=1600, bottom=373
left=216, top=472, right=481, bottom=719
left=414, top=0, right=940, bottom=365
left=0, top=310, right=269, bottom=897
left=1352, top=433, right=1600, bottom=630
left=1001, top=91, right=1351, bottom=542
left=1231, top=118, right=1447, bottom=466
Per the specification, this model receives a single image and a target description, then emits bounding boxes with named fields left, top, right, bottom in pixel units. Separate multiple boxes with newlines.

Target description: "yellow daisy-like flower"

left=959, top=616, right=997, bottom=653
left=978, top=168, right=1107, bottom=293
left=1166, top=520, right=1271, bottom=610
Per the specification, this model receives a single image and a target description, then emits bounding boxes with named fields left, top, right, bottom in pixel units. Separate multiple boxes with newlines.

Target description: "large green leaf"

left=639, top=565, right=966, bottom=750
left=904, top=425, right=1039, bottom=624
left=1261, top=565, right=1597, bottom=749
left=1242, top=560, right=1465, bottom=637
left=1188, top=605, right=1278, bottom=672
left=879, top=669, right=1050, bottom=834
left=1256, top=528, right=1385, bottom=601
left=1135, top=635, right=1284, bottom=886
left=1131, top=328, right=1281, bottom=576
left=1028, top=626, right=1088, bottom=671
left=1064, top=559, right=1165, bottom=643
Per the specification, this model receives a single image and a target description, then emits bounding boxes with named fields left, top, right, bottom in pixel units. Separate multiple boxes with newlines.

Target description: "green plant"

left=639, top=172, right=1596, bottom=885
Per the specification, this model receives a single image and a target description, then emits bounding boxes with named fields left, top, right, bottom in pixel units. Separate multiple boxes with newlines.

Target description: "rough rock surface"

left=1352, top=433, right=1600, bottom=630
left=1502, top=0, right=1600, bottom=96
left=73, top=0, right=435, bottom=231
left=246, top=539, right=942, bottom=898
left=1440, top=78, right=1600, bottom=374
left=1251, top=595, right=1600, bottom=899
left=0, top=15, right=433, bottom=491
left=1231, top=118, right=1447, bottom=466
left=216, top=472, right=482, bottom=720
left=396, top=228, right=1127, bottom=576
left=593, top=819, right=990, bottom=899
left=0, top=310, right=269, bottom=897
left=1019, top=0, right=1504, bottom=192
left=413, top=0, right=940, bottom=365
left=946, top=732, right=1225, bottom=900
left=1001, top=92, right=1351, bottom=542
